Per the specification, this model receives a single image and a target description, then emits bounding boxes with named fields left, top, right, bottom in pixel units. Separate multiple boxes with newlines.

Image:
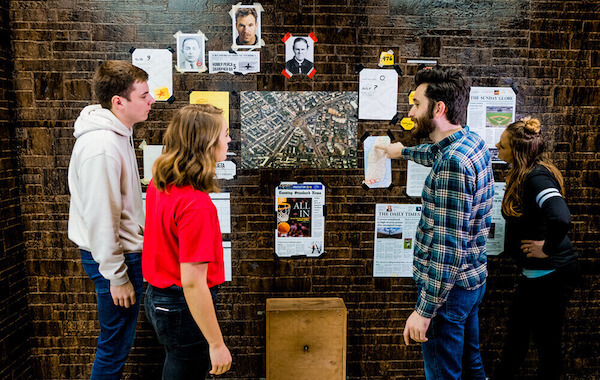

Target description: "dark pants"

left=422, top=283, right=487, bottom=380
left=144, top=284, right=219, bottom=380
left=497, top=261, right=580, bottom=380
left=81, top=250, right=143, bottom=380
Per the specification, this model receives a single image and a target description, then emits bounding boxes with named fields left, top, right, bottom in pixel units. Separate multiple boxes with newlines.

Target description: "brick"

left=3, top=1, right=600, bottom=379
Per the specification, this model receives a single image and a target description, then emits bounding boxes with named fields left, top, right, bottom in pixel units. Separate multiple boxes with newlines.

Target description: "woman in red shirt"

left=143, top=104, right=232, bottom=378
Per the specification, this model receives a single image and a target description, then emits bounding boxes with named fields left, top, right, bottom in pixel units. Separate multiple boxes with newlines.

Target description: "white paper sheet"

left=406, top=160, right=432, bottom=198
left=132, top=49, right=173, bottom=101
left=223, top=240, right=232, bottom=281
left=363, top=136, right=392, bottom=188
left=209, top=192, right=231, bottom=234
left=358, top=68, right=398, bottom=120
left=209, top=51, right=260, bottom=74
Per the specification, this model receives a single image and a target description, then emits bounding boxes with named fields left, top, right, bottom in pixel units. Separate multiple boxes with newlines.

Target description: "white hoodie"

left=68, top=105, right=145, bottom=286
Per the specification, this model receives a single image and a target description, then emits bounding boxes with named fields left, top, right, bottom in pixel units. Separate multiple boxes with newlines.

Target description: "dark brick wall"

left=7, top=0, right=600, bottom=378
left=0, top=0, right=33, bottom=379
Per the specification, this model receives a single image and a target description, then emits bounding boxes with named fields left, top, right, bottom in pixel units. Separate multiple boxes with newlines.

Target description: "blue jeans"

left=81, top=250, right=143, bottom=380
left=421, top=283, right=487, bottom=380
left=145, top=284, right=219, bottom=379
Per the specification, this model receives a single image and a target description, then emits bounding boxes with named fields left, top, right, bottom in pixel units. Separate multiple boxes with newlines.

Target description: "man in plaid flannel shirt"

left=379, top=66, right=494, bottom=379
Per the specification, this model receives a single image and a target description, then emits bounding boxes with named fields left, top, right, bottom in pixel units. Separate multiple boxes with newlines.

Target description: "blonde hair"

left=502, top=117, right=565, bottom=217
left=152, top=104, right=224, bottom=193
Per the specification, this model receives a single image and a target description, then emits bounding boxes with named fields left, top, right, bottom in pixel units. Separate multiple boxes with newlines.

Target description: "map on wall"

left=241, top=91, right=358, bottom=169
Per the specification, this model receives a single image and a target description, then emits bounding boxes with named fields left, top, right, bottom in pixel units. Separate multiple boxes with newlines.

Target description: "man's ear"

left=433, top=101, right=447, bottom=119
left=111, top=95, right=123, bottom=112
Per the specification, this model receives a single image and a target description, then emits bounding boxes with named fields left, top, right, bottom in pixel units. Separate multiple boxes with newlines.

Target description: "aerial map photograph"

left=241, top=91, right=358, bottom=169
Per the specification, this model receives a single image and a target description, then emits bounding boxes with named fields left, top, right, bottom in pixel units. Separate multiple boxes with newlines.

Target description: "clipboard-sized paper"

left=363, top=136, right=392, bottom=188
left=359, top=68, right=398, bottom=120
left=406, top=160, right=432, bottom=198
left=190, top=91, right=230, bottom=124
left=132, top=49, right=173, bottom=101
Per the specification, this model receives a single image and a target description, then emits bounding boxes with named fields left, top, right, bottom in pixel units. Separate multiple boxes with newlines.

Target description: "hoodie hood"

left=74, top=104, right=132, bottom=139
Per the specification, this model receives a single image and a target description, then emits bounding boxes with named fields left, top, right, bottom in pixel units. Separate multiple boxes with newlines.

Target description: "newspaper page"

left=373, top=204, right=422, bottom=277
left=467, top=87, right=516, bottom=162
left=487, top=182, right=506, bottom=256
left=406, top=160, right=432, bottom=197
left=209, top=51, right=260, bottom=74
left=275, top=182, right=325, bottom=257
left=364, top=135, right=392, bottom=188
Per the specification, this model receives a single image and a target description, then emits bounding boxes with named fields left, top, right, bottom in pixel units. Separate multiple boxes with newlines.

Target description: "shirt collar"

left=431, top=126, right=469, bottom=154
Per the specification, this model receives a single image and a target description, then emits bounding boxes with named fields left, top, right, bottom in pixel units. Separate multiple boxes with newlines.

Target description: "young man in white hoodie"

left=68, top=60, right=155, bottom=379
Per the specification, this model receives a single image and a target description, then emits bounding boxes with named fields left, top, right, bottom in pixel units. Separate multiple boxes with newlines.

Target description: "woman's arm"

left=181, top=262, right=232, bottom=375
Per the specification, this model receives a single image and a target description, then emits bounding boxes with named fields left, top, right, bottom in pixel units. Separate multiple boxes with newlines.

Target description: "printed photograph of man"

left=232, top=6, right=261, bottom=48
left=285, top=37, right=314, bottom=75
left=177, top=34, right=205, bottom=71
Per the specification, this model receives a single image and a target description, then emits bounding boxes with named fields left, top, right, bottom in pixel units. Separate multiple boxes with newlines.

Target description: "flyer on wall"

left=467, top=86, right=516, bottom=162
left=373, top=204, right=422, bottom=277
left=487, top=182, right=506, bottom=256
left=275, top=182, right=325, bottom=257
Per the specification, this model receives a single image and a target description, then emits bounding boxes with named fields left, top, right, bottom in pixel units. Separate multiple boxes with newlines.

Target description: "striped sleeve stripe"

left=536, top=188, right=562, bottom=207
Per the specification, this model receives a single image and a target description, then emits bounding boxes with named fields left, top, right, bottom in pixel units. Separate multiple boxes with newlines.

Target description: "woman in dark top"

left=494, top=117, right=579, bottom=380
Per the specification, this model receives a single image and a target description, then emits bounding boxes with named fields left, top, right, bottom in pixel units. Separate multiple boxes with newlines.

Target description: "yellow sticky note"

left=400, top=117, right=414, bottom=131
left=189, top=91, right=230, bottom=124
left=379, top=50, right=394, bottom=66
left=154, top=87, right=170, bottom=100
left=408, top=91, right=415, bottom=105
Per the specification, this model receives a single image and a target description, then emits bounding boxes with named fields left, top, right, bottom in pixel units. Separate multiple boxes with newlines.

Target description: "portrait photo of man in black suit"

left=285, top=37, right=314, bottom=75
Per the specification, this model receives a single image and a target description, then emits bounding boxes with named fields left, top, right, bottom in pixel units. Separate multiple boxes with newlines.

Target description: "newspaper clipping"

left=209, top=51, right=260, bottom=74
left=275, top=182, right=325, bottom=257
left=373, top=204, right=422, bottom=277
left=487, top=182, right=506, bottom=256
left=467, top=87, right=516, bottom=162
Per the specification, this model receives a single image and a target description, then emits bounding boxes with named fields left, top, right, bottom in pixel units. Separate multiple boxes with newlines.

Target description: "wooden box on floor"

left=266, top=297, right=347, bottom=379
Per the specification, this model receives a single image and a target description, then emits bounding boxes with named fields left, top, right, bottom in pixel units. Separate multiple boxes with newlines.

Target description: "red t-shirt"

left=143, top=181, right=225, bottom=288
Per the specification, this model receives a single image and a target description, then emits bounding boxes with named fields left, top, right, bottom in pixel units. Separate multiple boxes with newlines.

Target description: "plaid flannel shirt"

left=402, top=127, right=494, bottom=318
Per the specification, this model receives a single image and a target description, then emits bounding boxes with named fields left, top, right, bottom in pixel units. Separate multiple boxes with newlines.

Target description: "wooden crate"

left=266, top=297, right=347, bottom=379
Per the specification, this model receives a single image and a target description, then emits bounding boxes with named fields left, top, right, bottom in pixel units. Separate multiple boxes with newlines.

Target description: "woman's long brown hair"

left=152, top=104, right=224, bottom=193
left=502, top=117, right=565, bottom=217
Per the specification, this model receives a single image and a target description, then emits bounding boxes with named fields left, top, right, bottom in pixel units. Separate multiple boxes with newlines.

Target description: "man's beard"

left=411, top=111, right=435, bottom=139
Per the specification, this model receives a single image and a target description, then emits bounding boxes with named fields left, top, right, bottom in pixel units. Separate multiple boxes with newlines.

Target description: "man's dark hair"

left=414, top=66, right=470, bottom=126
left=235, top=7, right=257, bottom=22
left=93, top=60, right=148, bottom=110
left=293, top=37, right=309, bottom=49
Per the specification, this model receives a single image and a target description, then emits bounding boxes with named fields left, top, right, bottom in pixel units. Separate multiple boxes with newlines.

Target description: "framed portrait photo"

left=176, top=33, right=206, bottom=72
left=231, top=4, right=262, bottom=50
left=284, top=36, right=315, bottom=76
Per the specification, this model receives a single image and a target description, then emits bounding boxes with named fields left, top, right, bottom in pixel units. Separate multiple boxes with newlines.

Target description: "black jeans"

left=496, top=261, right=580, bottom=380
left=145, top=284, right=219, bottom=380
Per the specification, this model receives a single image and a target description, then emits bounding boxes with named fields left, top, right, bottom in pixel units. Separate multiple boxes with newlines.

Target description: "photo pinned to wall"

left=240, top=91, right=358, bottom=169
left=131, top=48, right=174, bottom=102
left=175, top=31, right=207, bottom=73
left=230, top=3, right=264, bottom=50
left=282, top=33, right=317, bottom=78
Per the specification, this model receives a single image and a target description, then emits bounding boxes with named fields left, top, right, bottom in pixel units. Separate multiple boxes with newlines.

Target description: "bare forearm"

left=182, top=282, right=224, bottom=346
